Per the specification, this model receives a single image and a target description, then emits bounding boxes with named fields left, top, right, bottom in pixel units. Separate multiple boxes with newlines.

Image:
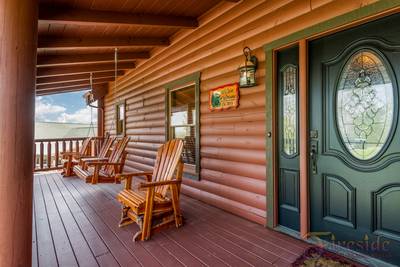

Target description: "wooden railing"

left=34, top=137, right=103, bottom=172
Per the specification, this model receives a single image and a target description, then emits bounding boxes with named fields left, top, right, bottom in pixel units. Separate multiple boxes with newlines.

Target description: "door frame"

left=264, top=0, right=400, bottom=239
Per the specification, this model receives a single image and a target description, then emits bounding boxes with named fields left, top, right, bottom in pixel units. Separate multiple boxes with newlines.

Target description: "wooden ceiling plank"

left=37, top=62, right=134, bottom=77
left=38, top=36, right=170, bottom=49
left=36, top=86, right=92, bottom=96
left=36, top=77, right=113, bottom=90
left=36, top=82, right=109, bottom=96
left=39, top=6, right=199, bottom=28
left=37, top=51, right=150, bottom=66
left=36, top=70, right=124, bottom=85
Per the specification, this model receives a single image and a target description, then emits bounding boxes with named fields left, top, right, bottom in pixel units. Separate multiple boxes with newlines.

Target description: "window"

left=115, top=101, right=126, bottom=136
left=336, top=50, right=394, bottom=160
left=281, top=64, right=298, bottom=156
left=166, top=73, right=200, bottom=179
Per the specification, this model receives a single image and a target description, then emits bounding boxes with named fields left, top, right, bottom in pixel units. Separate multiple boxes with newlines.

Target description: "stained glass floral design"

left=282, top=65, right=297, bottom=156
left=336, top=50, right=394, bottom=160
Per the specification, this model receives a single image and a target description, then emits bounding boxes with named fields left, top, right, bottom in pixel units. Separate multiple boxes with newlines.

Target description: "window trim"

left=164, top=72, right=201, bottom=180
left=115, top=99, right=126, bottom=137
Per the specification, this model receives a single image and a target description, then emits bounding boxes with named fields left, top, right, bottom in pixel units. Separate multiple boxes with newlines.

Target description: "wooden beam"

left=39, top=6, right=198, bottom=28
left=37, top=62, right=134, bottom=77
left=36, top=70, right=124, bottom=85
left=37, top=89, right=85, bottom=96
left=38, top=36, right=170, bottom=49
left=37, top=52, right=150, bottom=66
left=36, top=84, right=94, bottom=95
left=36, top=77, right=113, bottom=90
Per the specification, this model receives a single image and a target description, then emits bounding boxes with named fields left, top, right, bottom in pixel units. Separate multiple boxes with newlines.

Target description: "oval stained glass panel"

left=282, top=65, right=297, bottom=156
left=336, top=50, right=394, bottom=160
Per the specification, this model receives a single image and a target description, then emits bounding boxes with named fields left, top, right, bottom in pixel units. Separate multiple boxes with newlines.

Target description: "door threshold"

left=274, top=227, right=395, bottom=267
left=275, top=225, right=301, bottom=238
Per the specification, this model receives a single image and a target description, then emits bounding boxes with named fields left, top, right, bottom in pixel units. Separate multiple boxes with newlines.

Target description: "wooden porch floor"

left=33, top=172, right=310, bottom=267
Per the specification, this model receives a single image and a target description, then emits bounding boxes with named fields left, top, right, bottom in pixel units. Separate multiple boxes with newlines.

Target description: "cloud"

left=35, top=97, right=66, bottom=121
left=57, top=106, right=97, bottom=124
left=35, top=97, right=97, bottom=124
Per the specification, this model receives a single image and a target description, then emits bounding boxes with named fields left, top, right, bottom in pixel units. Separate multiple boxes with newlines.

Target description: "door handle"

left=310, top=148, right=317, bottom=174
left=310, top=140, right=318, bottom=174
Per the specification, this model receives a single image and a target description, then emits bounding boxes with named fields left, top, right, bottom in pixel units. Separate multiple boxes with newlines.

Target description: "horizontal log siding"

left=104, top=0, right=377, bottom=224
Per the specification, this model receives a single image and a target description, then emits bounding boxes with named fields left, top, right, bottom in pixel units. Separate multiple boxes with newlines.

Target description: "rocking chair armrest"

left=139, top=179, right=181, bottom=189
left=117, top=172, right=153, bottom=190
left=75, top=155, right=94, bottom=160
left=87, top=161, right=123, bottom=167
left=116, top=172, right=153, bottom=181
left=81, top=157, right=108, bottom=163
left=60, top=151, right=80, bottom=157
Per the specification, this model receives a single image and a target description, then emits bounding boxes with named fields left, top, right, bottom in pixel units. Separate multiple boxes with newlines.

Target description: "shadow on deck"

left=33, top=172, right=310, bottom=267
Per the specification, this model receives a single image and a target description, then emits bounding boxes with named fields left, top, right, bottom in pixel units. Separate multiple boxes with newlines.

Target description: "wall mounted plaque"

left=209, top=83, right=239, bottom=111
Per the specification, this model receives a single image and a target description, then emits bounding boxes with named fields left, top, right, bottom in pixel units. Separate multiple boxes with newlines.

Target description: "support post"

left=0, top=0, right=38, bottom=266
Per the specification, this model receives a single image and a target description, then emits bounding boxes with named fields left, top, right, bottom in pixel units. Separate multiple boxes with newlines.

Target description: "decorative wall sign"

left=209, top=83, right=239, bottom=111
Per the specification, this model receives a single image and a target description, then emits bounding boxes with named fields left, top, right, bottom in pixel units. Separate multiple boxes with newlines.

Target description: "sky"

left=35, top=91, right=97, bottom=124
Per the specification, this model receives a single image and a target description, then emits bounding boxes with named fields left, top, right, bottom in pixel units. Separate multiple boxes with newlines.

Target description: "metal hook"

left=243, top=46, right=251, bottom=60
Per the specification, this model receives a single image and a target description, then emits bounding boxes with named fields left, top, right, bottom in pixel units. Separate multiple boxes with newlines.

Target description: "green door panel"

left=309, top=13, right=400, bottom=265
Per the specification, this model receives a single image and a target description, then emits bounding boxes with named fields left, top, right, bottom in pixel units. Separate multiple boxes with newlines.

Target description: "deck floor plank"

left=181, top=200, right=304, bottom=263
left=52, top=174, right=111, bottom=258
left=182, top=205, right=280, bottom=264
left=39, top=174, right=78, bottom=266
left=46, top=173, right=99, bottom=266
left=186, top=196, right=309, bottom=249
left=96, top=252, right=120, bottom=267
left=32, top=195, right=39, bottom=267
left=34, top=174, right=60, bottom=267
left=34, top=172, right=309, bottom=267
left=60, top=175, right=142, bottom=267
left=68, top=177, right=164, bottom=267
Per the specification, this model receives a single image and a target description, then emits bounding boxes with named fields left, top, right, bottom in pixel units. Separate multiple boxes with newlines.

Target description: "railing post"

left=33, top=143, right=37, bottom=171
left=40, top=142, right=44, bottom=170
left=47, top=142, right=52, bottom=169
left=55, top=141, right=59, bottom=168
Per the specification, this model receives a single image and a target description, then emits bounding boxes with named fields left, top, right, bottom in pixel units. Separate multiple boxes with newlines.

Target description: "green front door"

left=309, top=13, right=400, bottom=265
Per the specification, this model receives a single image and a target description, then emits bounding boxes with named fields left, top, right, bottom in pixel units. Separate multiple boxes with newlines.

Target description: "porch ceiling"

left=36, top=0, right=240, bottom=96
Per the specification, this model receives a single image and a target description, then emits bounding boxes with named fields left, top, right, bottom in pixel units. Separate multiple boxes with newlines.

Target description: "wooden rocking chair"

left=74, top=137, right=130, bottom=184
left=78, top=135, right=115, bottom=170
left=61, top=137, right=92, bottom=177
left=116, top=139, right=184, bottom=241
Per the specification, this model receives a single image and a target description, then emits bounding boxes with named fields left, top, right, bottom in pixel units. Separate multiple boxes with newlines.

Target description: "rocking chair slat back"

left=152, top=139, right=184, bottom=197
left=103, top=136, right=130, bottom=175
left=98, top=136, right=115, bottom=158
left=80, top=137, right=92, bottom=155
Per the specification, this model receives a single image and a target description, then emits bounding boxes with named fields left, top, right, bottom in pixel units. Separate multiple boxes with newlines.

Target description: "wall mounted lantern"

left=238, top=46, right=258, bottom=88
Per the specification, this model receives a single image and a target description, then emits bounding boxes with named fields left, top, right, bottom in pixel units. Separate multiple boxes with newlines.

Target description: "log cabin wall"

left=103, top=0, right=377, bottom=225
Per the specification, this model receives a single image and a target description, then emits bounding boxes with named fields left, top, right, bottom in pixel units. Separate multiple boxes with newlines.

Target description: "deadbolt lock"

left=310, top=130, right=318, bottom=139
